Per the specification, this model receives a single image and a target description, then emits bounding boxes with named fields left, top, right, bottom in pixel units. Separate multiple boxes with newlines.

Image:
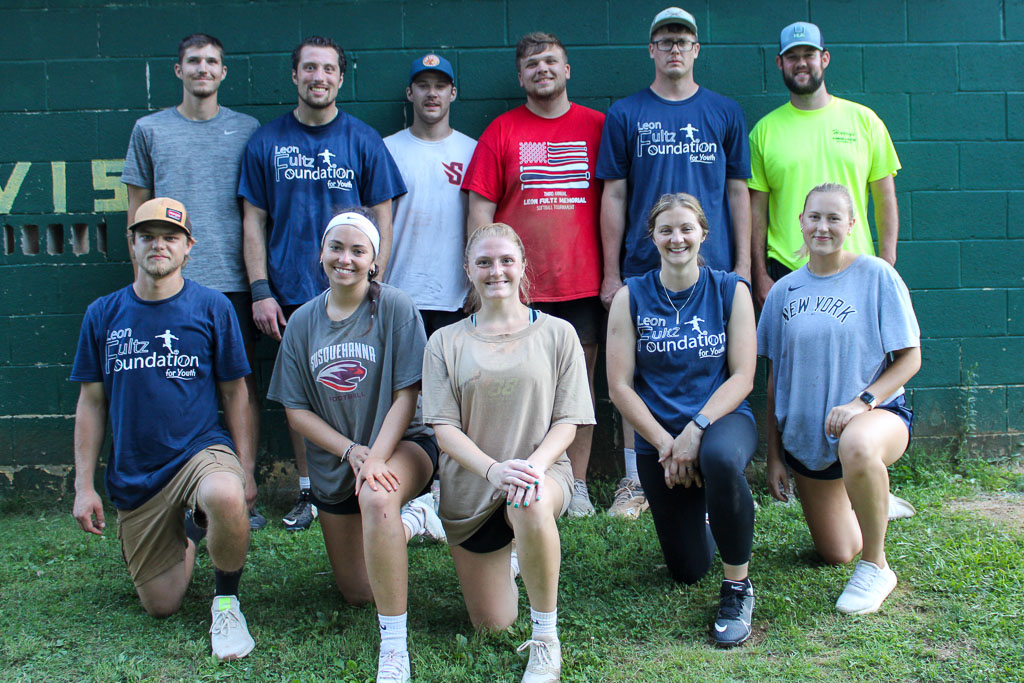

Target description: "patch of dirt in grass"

left=948, top=492, right=1024, bottom=533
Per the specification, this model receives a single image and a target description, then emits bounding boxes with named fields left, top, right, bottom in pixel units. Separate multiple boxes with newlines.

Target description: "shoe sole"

left=836, top=578, right=897, bottom=615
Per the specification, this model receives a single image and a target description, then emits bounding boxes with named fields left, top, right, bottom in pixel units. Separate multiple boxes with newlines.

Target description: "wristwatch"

left=692, top=413, right=711, bottom=431
left=859, top=391, right=877, bottom=409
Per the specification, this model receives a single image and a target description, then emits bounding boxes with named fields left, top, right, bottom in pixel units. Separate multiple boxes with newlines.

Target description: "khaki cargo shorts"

left=117, top=445, right=243, bottom=587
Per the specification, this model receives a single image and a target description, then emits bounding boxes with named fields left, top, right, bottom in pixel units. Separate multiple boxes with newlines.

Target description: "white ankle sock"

left=299, top=476, right=311, bottom=490
left=530, top=607, right=557, bottom=639
left=624, top=448, right=638, bottom=482
left=401, top=504, right=425, bottom=538
left=378, top=612, right=408, bottom=654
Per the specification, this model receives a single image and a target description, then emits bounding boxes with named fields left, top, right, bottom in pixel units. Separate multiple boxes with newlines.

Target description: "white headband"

left=321, top=212, right=380, bottom=257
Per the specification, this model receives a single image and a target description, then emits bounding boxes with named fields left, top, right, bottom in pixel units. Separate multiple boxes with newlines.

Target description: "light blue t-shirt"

left=756, top=256, right=920, bottom=471
left=597, top=87, right=750, bottom=277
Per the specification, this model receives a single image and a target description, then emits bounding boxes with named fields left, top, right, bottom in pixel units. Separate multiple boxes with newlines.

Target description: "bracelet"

left=342, top=443, right=358, bottom=462
left=485, top=462, right=496, bottom=482
left=250, top=279, right=274, bottom=302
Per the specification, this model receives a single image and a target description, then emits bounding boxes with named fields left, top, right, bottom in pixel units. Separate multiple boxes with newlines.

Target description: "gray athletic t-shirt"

left=122, top=107, right=259, bottom=292
left=268, top=284, right=430, bottom=505
left=756, top=256, right=920, bottom=471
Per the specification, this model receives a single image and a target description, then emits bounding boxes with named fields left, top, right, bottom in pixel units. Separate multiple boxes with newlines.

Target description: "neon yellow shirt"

left=748, top=97, right=900, bottom=271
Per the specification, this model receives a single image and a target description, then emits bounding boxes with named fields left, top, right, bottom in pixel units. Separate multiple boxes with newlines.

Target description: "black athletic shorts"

left=532, top=296, right=605, bottom=345
left=309, top=434, right=439, bottom=515
left=224, top=291, right=257, bottom=344
left=420, top=309, right=467, bottom=338
left=459, top=505, right=514, bottom=554
left=784, top=394, right=914, bottom=481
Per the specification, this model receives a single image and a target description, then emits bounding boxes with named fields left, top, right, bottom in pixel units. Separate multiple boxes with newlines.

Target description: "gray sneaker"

left=566, top=478, right=595, bottom=518
left=713, top=579, right=754, bottom=647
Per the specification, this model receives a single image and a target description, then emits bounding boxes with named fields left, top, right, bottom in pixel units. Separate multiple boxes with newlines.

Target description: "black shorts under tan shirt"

left=309, top=434, right=440, bottom=515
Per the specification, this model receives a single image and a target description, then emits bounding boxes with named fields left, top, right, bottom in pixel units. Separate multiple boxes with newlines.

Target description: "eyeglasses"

left=652, top=38, right=697, bottom=52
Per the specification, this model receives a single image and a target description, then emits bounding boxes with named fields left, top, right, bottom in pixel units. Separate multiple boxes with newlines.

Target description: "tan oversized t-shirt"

left=422, top=313, right=596, bottom=545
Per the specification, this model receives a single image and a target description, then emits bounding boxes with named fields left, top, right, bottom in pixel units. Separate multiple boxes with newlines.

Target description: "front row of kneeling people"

left=72, top=183, right=920, bottom=682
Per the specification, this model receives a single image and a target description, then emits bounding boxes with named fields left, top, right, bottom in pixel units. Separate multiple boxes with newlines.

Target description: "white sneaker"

left=607, top=478, right=649, bottom=519
left=835, top=560, right=898, bottom=615
left=404, top=492, right=447, bottom=543
left=888, top=493, right=917, bottom=520
left=510, top=540, right=520, bottom=580
left=377, top=649, right=411, bottom=683
left=566, top=479, right=595, bottom=518
left=209, top=595, right=255, bottom=661
left=517, top=636, right=561, bottom=682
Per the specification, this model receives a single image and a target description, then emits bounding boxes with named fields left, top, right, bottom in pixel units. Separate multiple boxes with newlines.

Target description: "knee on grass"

left=138, top=588, right=185, bottom=618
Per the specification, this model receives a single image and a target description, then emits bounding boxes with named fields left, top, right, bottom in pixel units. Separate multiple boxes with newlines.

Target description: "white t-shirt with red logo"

left=384, top=128, right=477, bottom=312
left=462, top=104, right=605, bottom=303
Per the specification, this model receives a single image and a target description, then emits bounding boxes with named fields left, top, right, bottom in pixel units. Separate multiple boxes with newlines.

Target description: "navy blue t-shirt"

left=597, top=87, right=750, bottom=277
left=627, top=267, right=753, bottom=454
left=238, top=110, right=407, bottom=305
left=70, top=281, right=251, bottom=510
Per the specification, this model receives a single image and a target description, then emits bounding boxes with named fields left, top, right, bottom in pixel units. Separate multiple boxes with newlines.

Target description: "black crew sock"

left=214, top=566, right=244, bottom=597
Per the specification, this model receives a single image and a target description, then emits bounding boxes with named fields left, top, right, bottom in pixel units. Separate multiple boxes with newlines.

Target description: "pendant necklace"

left=660, top=269, right=699, bottom=325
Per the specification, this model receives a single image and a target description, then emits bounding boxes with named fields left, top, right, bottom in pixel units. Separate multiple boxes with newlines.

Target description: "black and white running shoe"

left=713, top=578, right=754, bottom=647
left=282, top=490, right=317, bottom=531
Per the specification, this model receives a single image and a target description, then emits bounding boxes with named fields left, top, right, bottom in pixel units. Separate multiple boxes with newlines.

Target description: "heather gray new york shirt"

left=757, top=255, right=920, bottom=471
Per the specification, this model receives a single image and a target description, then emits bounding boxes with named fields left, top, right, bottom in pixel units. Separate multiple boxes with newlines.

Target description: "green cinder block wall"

left=2, top=0, right=1021, bottom=496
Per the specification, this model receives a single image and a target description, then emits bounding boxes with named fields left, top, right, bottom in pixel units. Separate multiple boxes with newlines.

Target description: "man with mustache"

left=748, top=21, right=902, bottom=309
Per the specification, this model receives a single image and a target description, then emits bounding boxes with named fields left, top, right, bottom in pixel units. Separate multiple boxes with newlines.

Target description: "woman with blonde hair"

left=422, top=223, right=595, bottom=682
left=758, top=183, right=921, bottom=615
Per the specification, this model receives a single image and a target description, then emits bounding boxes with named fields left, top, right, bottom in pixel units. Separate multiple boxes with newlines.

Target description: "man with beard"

left=238, top=36, right=406, bottom=530
left=462, top=32, right=605, bottom=518
left=72, top=197, right=257, bottom=661
left=748, top=21, right=901, bottom=308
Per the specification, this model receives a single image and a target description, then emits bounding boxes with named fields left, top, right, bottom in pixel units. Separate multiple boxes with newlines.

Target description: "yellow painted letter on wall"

left=92, top=159, right=127, bottom=212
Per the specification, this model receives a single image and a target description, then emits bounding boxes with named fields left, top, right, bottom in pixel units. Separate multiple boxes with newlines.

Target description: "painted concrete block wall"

left=1, top=0, right=1021, bottom=494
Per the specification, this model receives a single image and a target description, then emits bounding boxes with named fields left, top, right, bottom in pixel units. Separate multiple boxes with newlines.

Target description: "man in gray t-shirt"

left=121, top=33, right=263, bottom=525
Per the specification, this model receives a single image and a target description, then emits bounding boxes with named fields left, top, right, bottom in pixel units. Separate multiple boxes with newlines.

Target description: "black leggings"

left=636, top=412, right=758, bottom=585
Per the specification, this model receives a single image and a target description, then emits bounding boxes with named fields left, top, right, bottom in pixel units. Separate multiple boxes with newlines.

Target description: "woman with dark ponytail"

left=268, top=208, right=439, bottom=683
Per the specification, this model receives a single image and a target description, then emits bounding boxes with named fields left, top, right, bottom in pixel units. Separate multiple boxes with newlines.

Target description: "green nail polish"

left=514, top=503, right=519, bottom=508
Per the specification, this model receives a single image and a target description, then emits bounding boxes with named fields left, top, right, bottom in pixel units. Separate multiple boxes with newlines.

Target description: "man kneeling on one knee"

left=71, top=197, right=257, bottom=661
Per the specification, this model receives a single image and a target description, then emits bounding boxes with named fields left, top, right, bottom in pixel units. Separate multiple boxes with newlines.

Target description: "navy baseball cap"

left=409, top=53, right=455, bottom=84
left=779, top=22, right=824, bottom=55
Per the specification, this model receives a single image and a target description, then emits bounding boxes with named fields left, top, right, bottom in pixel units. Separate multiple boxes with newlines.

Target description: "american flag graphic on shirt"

left=519, top=141, right=591, bottom=190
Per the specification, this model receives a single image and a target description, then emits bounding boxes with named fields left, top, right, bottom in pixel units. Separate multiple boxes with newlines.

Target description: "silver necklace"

left=660, top=269, right=699, bottom=325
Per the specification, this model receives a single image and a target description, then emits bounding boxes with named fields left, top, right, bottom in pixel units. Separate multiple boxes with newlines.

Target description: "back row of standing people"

left=121, top=9, right=902, bottom=529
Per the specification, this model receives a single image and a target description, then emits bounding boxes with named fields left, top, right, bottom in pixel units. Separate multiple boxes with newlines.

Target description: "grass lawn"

left=2, top=452, right=1022, bottom=682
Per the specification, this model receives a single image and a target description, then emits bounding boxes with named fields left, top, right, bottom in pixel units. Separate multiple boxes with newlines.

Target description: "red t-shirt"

left=462, top=103, right=605, bottom=302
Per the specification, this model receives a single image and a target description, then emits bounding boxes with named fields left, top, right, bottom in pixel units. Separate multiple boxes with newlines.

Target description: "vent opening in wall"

left=21, top=225, right=39, bottom=255
left=97, top=222, right=108, bottom=255
left=4, top=225, right=13, bottom=255
left=47, top=224, right=64, bottom=255
left=72, top=223, right=90, bottom=255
